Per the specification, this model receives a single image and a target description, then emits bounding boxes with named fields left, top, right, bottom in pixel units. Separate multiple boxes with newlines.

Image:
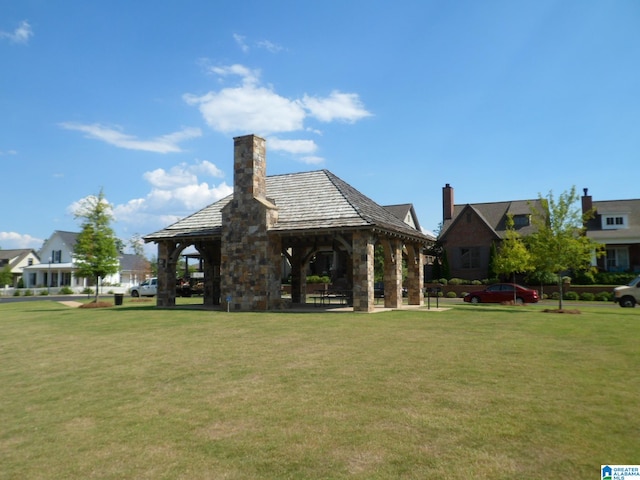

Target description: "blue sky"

left=2, top=1, right=639, bottom=255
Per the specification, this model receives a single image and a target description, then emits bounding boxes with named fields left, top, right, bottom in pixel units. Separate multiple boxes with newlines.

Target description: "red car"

left=463, top=283, right=539, bottom=304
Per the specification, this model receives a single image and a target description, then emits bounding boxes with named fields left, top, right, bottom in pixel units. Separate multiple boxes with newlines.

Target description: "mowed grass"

left=1, top=300, right=638, bottom=479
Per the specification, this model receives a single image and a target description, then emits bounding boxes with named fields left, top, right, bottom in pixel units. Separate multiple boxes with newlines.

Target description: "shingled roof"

left=145, top=169, right=430, bottom=243
left=441, top=199, right=543, bottom=239
left=586, top=198, right=640, bottom=242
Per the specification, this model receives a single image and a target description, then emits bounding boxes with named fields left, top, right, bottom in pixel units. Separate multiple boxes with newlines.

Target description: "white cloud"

left=267, top=137, right=318, bottom=155
left=302, top=91, right=373, bottom=123
left=184, top=63, right=372, bottom=159
left=0, top=231, right=43, bottom=249
left=257, top=40, right=283, bottom=53
left=0, top=150, right=18, bottom=156
left=184, top=86, right=306, bottom=135
left=0, top=20, right=33, bottom=45
left=108, top=160, right=233, bottom=230
left=59, top=123, right=201, bottom=153
left=301, top=156, right=325, bottom=165
left=143, top=160, right=224, bottom=189
left=233, top=33, right=249, bottom=53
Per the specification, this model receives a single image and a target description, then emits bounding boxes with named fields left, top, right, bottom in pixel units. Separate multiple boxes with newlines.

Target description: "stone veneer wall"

left=352, top=231, right=375, bottom=312
left=220, top=135, right=281, bottom=311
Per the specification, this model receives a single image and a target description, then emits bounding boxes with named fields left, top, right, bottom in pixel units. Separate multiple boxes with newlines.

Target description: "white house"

left=0, top=249, right=40, bottom=287
left=21, top=230, right=150, bottom=292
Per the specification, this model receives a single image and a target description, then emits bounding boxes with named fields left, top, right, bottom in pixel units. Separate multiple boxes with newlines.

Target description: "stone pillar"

left=156, top=241, right=177, bottom=307
left=197, top=240, right=221, bottom=306
left=406, top=243, right=424, bottom=306
left=352, top=231, right=375, bottom=312
left=383, top=238, right=403, bottom=309
left=290, top=247, right=308, bottom=304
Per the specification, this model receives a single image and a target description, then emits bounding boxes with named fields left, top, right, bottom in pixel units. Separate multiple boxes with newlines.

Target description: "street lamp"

left=47, top=257, right=51, bottom=294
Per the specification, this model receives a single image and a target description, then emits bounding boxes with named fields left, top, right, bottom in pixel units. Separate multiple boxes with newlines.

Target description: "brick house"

left=439, top=184, right=543, bottom=281
left=144, top=134, right=433, bottom=312
left=439, top=184, right=640, bottom=281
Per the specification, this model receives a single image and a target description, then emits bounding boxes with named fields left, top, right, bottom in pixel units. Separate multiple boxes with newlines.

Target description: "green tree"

left=128, top=233, right=145, bottom=256
left=0, top=265, right=12, bottom=287
left=492, top=215, right=533, bottom=302
left=527, top=186, right=602, bottom=310
left=73, top=189, right=120, bottom=302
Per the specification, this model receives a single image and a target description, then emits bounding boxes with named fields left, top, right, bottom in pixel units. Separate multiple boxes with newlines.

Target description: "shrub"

left=306, top=275, right=331, bottom=284
left=446, top=291, right=457, bottom=298
left=13, top=290, right=20, bottom=296
left=563, top=291, right=579, bottom=301
left=437, top=278, right=448, bottom=285
left=460, top=292, right=469, bottom=298
left=594, top=272, right=636, bottom=286
left=471, top=280, right=483, bottom=285
left=24, top=289, right=33, bottom=296
left=595, top=291, right=612, bottom=302
left=448, top=278, right=466, bottom=285
left=39, top=290, right=49, bottom=296
left=572, top=270, right=596, bottom=285
left=579, top=292, right=595, bottom=302
left=59, top=286, right=74, bottom=295
left=551, top=292, right=560, bottom=300
left=82, top=288, right=94, bottom=295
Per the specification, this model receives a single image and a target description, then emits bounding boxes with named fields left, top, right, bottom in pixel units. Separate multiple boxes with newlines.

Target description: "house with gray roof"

left=0, top=249, right=39, bottom=287
left=439, top=184, right=543, bottom=280
left=582, top=189, right=640, bottom=272
left=20, top=230, right=150, bottom=291
left=145, top=134, right=434, bottom=312
left=439, top=184, right=640, bottom=281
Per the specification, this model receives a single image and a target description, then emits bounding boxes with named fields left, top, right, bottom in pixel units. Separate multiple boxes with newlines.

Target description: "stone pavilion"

left=144, top=134, right=433, bottom=312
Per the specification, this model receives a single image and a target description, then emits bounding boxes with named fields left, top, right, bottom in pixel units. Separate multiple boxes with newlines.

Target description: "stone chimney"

left=233, top=134, right=267, bottom=202
left=443, top=184, right=454, bottom=221
left=581, top=187, right=593, bottom=214
left=221, top=134, right=280, bottom=311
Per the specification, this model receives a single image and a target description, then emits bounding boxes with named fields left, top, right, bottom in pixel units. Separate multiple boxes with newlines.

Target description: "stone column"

left=197, top=240, right=221, bottom=306
left=156, top=241, right=177, bottom=307
left=406, top=243, right=424, bottom=306
left=383, top=238, right=403, bottom=309
left=352, top=231, right=375, bottom=312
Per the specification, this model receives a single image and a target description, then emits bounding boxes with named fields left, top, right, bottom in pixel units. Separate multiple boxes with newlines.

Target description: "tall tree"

left=492, top=214, right=533, bottom=302
left=527, top=186, right=602, bottom=310
left=74, top=189, right=120, bottom=302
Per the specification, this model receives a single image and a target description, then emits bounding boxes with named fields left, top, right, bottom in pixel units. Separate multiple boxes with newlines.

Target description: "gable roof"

left=586, top=198, right=640, bottom=242
left=145, top=169, right=431, bottom=243
left=118, top=253, right=150, bottom=271
left=441, top=199, right=543, bottom=239
left=0, top=249, right=38, bottom=267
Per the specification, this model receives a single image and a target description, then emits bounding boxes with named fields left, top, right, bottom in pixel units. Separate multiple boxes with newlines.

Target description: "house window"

left=460, top=247, right=481, bottom=269
left=513, top=215, right=530, bottom=228
left=606, top=247, right=629, bottom=271
left=51, top=250, right=62, bottom=263
left=28, top=258, right=33, bottom=266
left=602, top=215, right=627, bottom=230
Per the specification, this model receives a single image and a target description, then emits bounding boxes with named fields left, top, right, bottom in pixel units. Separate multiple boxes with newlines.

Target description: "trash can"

left=114, top=293, right=124, bottom=306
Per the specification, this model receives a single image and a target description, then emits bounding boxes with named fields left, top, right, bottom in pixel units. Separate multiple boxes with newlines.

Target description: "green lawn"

left=1, top=299, right=638, bottom=479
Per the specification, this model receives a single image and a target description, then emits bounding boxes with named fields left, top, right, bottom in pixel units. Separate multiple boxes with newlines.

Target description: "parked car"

left=613, top=275, right=640, bottom=308
left=129, top=277, right=157, bottom=297
left=463, top=283, right=539, bottom=304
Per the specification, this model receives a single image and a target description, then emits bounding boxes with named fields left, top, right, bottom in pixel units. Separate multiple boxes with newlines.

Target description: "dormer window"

left=513, top=214, right=530, bottom=228
left=602, top=214, right=628, bottom=230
